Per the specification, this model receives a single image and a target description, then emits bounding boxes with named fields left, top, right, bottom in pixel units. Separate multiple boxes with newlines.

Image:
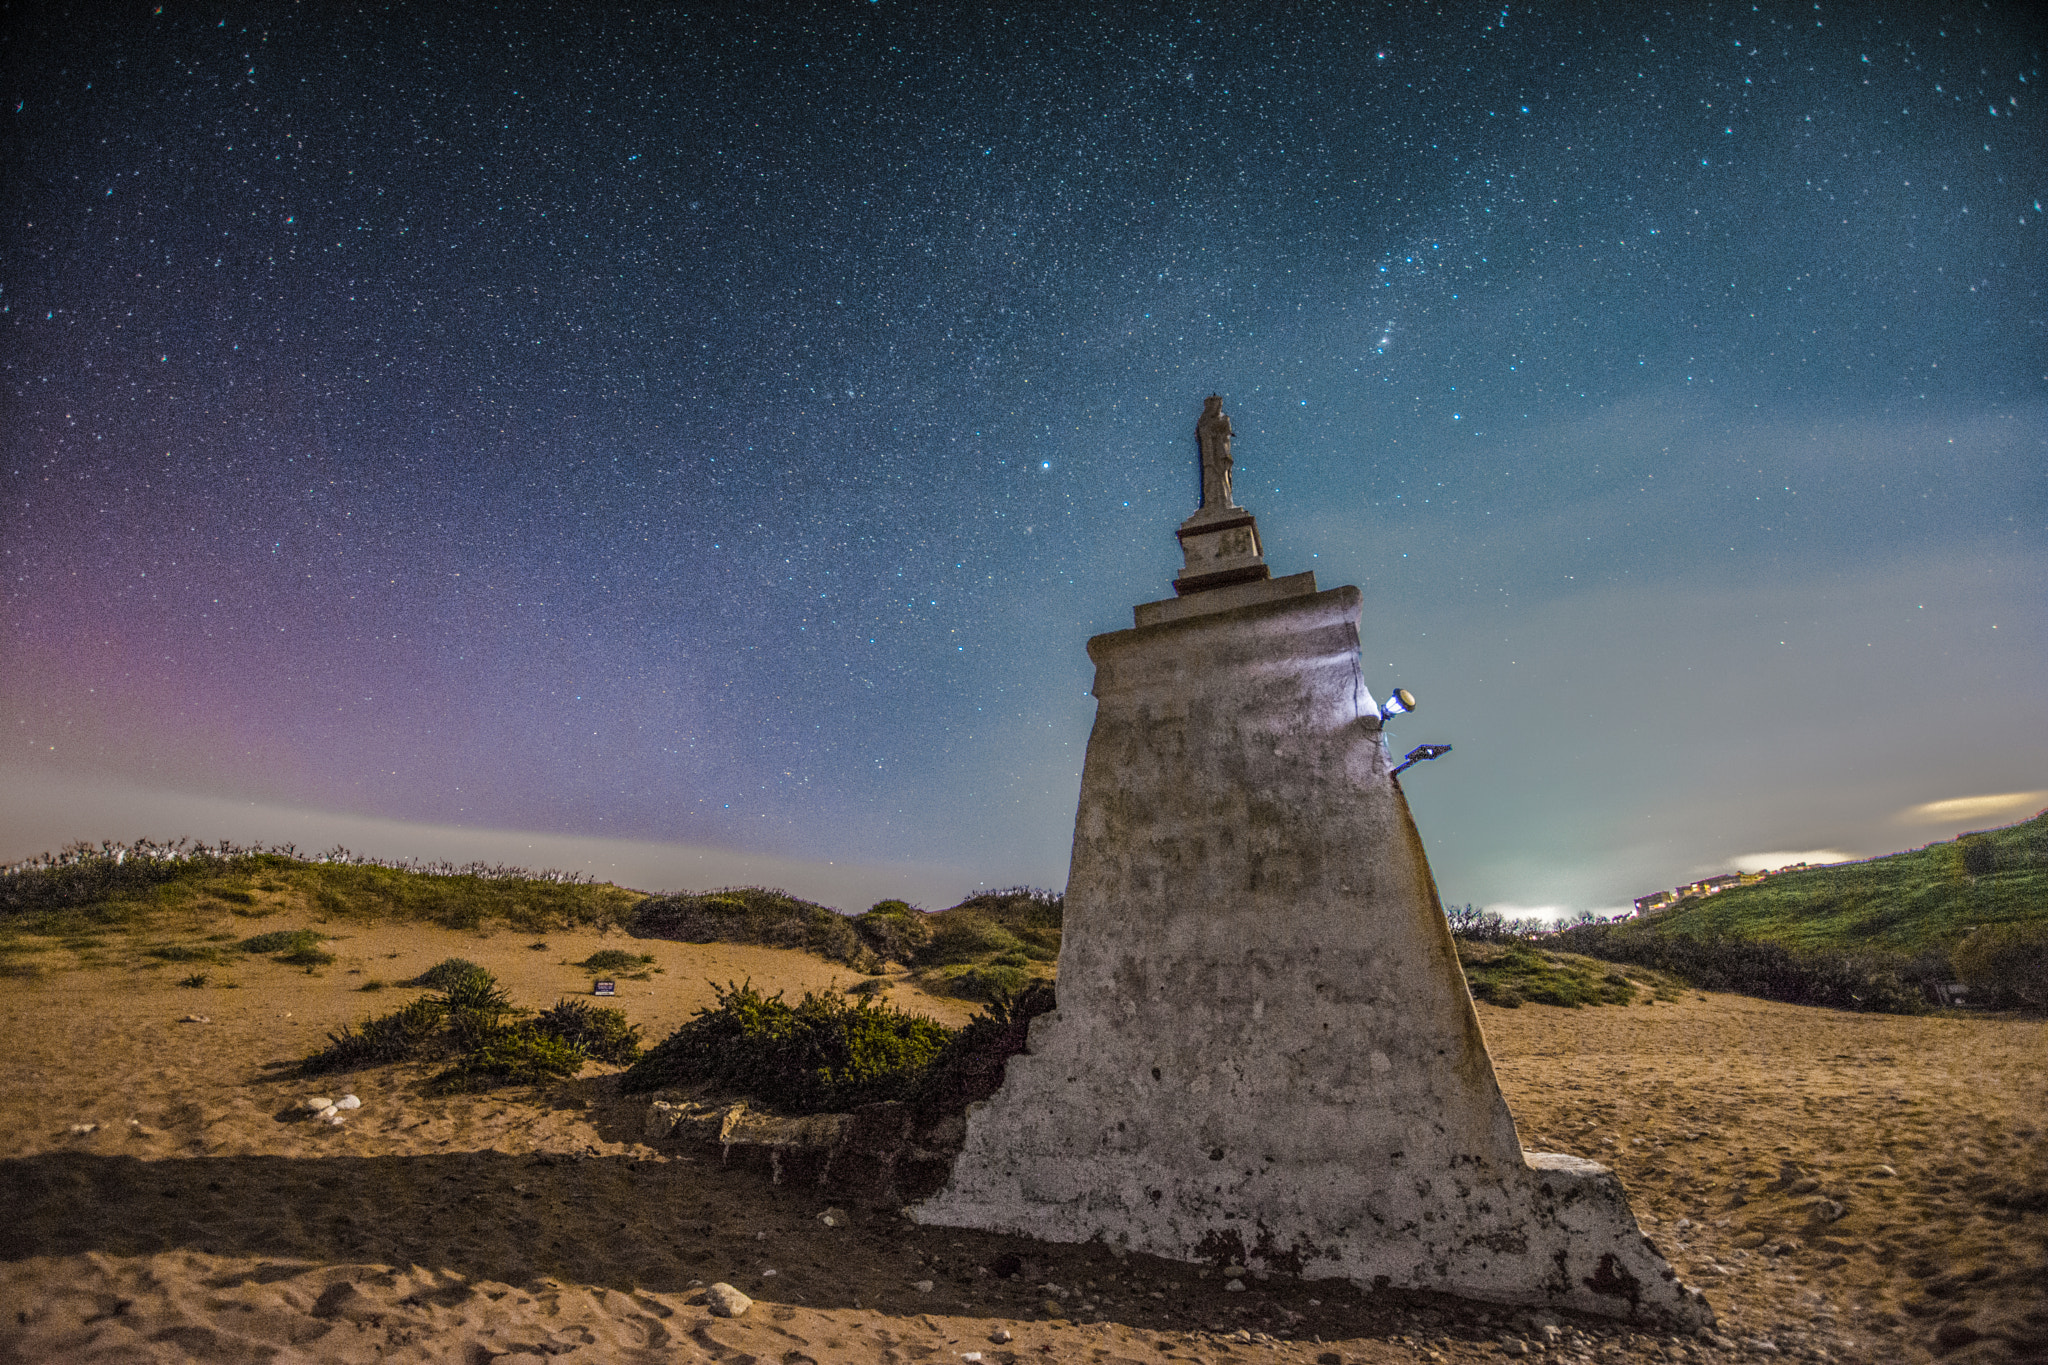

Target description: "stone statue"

left=1196, top=394, right=1235, bottom=510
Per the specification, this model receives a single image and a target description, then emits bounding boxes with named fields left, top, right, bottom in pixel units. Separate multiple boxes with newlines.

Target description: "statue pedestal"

left=1172, top=503, right=1269, bottom=595
left=912, top=585, right=1712, bottom=1330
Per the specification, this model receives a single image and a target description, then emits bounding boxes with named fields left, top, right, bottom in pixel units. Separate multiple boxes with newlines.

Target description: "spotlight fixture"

left=1379, top=687, right=1417, bottom=721
left=1390, top=743, right=1452, bottom=777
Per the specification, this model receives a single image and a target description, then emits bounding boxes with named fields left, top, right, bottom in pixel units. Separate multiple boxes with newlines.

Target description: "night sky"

left=5, top=3, right=2043, bottom=917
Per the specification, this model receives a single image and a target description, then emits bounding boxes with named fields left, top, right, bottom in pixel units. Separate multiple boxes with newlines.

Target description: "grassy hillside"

left=1612, top=810, right=2047, bottom=954
left=1552, top=810, right=2048, bottom=1012
left=0, top=840, right=1059, bottom=1003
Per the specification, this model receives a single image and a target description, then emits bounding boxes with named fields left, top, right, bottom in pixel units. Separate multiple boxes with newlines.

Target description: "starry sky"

left=4, top=2, right=2043, bottom=917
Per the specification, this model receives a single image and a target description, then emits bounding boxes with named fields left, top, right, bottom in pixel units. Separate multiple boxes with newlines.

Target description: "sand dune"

left=1, top=924, right=2041, bottom=1363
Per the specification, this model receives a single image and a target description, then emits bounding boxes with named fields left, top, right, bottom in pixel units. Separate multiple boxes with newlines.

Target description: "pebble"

left=1040, top=1299, right=1062, bottom=1316
left=68, top=1123, right=96, bottom=1136
left=336, top=1095, right=361, bottom=1110
left=705, top=1283, right=752, bottom=1318
left=1225, top=1278, right=1246, bottom=1292
left=179, top=1014, right=211, bottom=1023
left=1870, top=1165, right=1897, bottom=1178
left=303, top=1097, right=333, bottom=1112
left=817, top=1206, right=846, bottom=1227
left=990, top=1328, right=1012, bottom=1343
left=913, top=1279, right=934, bottom=1293
left=1501, top=1339, right=1529, bottom=1358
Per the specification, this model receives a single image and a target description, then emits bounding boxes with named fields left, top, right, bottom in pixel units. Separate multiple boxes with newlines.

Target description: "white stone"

left=336, top=1095, right=361, bottom=1110
left=913, top=1279, right=934, bottom=1293
left=303, top=1097, right=333, bottom=1112
left=912, top=575, right=1711, bottom=1331
left=990, top=1328, right=1013, bottom=1343
left=704, top=1283, right=752, bottom=1318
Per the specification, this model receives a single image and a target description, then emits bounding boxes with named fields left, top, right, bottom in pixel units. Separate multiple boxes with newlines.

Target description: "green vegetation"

left=408, top=957, right=485, bottom=990
left=621, top=981, right=952, bottom=1111
left=620, top=979, right=1056, bottom=1118
left=0, top=839, right=642, bottom=942
left=1454, top=940, right=1678, bottom=1008
left=533, top=999, right=643, bottom=1064
left=238, top=929, right=321, bottom=954
left=0, top=840, right=1067, bottom=1007
left=575, top=948, right=655, bottom=973
left=301, top=966, right=642, bottom=1089
left=1548, top=811, right=2048, bottom=1014
left=631, top=888, right=879, bottom=970
left=846, top=887, right=1063, bottom=1002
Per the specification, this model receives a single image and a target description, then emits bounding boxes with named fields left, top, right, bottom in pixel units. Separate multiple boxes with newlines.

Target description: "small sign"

left=593, top=979, right=616, bottom=997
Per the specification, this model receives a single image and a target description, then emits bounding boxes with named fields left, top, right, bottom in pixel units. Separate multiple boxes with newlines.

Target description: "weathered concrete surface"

left=912, top=584, right=1712, bottom=1330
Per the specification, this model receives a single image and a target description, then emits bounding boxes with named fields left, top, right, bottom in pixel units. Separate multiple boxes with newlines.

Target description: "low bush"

left=631, top=888, right=879, bottom=971
left=1456, top=942, right=1650, bottom=1009
left=409, top=957, right=485, bottom=990
left=303, top=996, right=449, bottom=1073
left=280, top=945, right=336, bottom=968
left=1549, top=928, right=1930, bottom=1014
left=534, top=999, right=642, bottom=1064
left=238, top=929, right=321, bottom=955
left=576, top=948, right=654, bottom=973
left=622, top=977, right=1058, bottom=1120
left=0, top=839, right=214, bottom=915
left=299, top=966, right=608, bottom=1087
left=437, top=1026, right=586, bottom=1090
left=851, top=900, right=933, bottom=963
left=620, top=981, right=953, bottom=1112
left=934, top=962, right=1034, bottom=1002
left=909, top=982, right=1056, bottom=1121
left=1953, top=923, right=2048, bottom=1010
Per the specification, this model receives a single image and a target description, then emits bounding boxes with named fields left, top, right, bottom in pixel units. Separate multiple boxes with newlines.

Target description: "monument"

left=912, top=397, right=1713, bottom=1329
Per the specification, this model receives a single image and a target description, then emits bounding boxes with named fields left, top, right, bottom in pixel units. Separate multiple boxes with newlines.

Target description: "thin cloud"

left=1895, top=792, right=2048, bottom=826
left=1727, top=850, right=1859, bottom=874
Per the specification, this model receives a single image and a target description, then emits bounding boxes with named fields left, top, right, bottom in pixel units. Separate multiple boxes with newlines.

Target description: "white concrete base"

left=912, top=586, right=1712, bottom=1330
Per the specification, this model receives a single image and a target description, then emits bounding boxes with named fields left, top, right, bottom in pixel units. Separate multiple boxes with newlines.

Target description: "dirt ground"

left=1, top=924, right=2042, bottom=1364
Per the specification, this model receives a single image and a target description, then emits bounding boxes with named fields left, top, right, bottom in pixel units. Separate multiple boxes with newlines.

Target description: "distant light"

left=1379, top=688, right=1417, bottom=721
left=1041, top=461, right=1051, bottom=469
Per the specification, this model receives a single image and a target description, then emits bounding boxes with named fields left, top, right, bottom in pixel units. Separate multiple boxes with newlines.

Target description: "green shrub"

left=620, top=981, right=953, bottom=1113
left=941, top=963, right=1034, bottom=1002
left=238, top=929, right=321, bottom=955
left=576, top=948, right=654, bottom=973
left=631, top=888, right=878, bottom=970
left=178, top=972, right=209, bottom=988
left=1953, top=923, right=2048, bottom=1010
left=534, top=999, right=642, bottom=1064
left=437, top=1025, right=586, bottom=1090
left=1549, top=930, right=1929, bottom=1014
left=908, top=982, right=1057, bottom=1121
left=852, top=900, right=934, bottom=963
left=409, top=957, right=485, bottom=990
left=440, top=968, right=514, bottom=1048
left=303, top=996, right=449, bottom=1073
left=280, top=945, right=336, bottom=967
left=917, top=917, right=1024, bottom=967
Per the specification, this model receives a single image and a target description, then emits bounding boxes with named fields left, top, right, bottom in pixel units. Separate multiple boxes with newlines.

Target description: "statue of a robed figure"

left=1196, top=393, right=1236, bottom=510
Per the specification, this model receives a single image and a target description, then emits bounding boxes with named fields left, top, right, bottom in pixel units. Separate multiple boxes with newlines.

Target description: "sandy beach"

left=2, top=922, right=2041, bottom=1364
